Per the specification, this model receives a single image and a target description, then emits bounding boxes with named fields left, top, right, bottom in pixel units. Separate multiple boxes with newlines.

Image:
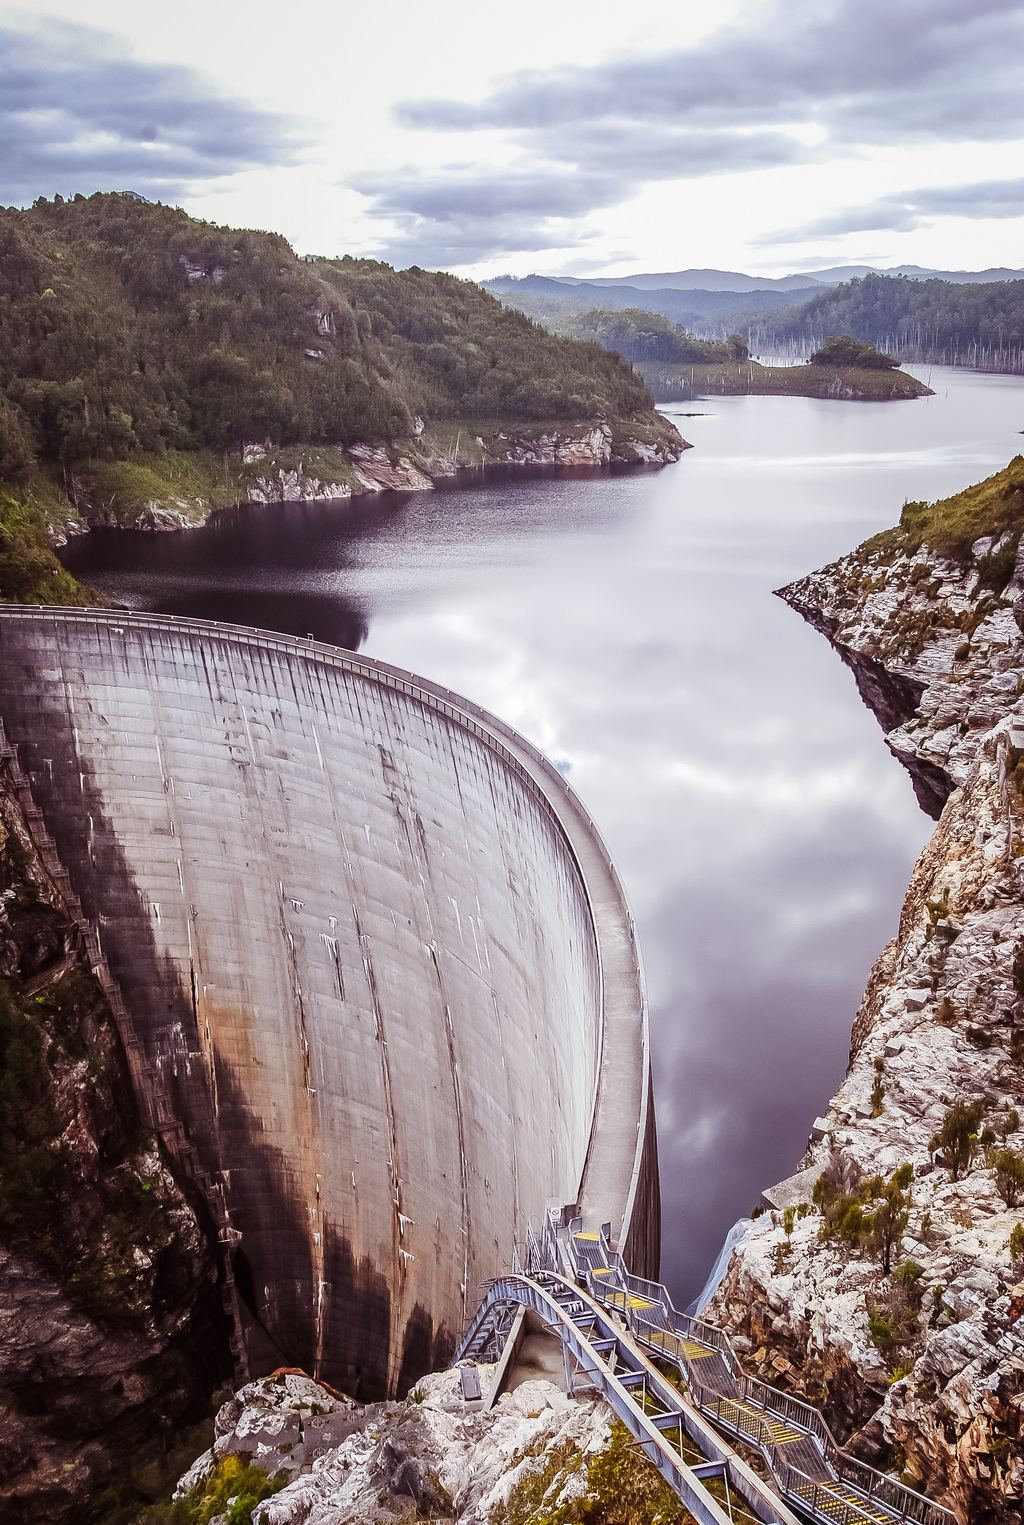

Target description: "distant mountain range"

left=490, top=264, right=1024, bottom=295
left=483, top=264, right=1024, bottom=336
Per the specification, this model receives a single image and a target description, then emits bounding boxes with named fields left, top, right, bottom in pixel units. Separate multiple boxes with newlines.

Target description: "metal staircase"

left=453, top=1214, right=954, bottom=1525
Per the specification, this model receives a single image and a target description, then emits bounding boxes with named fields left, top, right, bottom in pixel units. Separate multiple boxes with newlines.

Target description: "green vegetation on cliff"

left=0, top=192, right=672, bottom=603
left=896, top=456, right=1024, bottom=559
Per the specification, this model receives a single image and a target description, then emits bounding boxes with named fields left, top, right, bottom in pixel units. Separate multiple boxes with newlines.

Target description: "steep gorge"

left=709, top=460, right=1024, bottom=1523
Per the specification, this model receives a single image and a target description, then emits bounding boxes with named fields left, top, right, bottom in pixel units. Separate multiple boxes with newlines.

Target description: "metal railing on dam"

left=455, top=1215, right=954, bottom=1525
left=0, top=605, right=657, bottom=1397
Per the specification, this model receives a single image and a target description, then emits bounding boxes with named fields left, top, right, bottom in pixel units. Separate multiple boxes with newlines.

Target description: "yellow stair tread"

left=715, top=1399, right=802, bottom=1445
left=793, top=1481, right=889, bottom=1524
left=606, top=1289, right=659, bottom=1310
left=574, top=1231, right=600, bottom=1241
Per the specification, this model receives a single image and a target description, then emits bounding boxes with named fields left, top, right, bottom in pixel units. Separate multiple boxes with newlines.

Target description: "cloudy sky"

left=3, top=0, right=1023, bottom=278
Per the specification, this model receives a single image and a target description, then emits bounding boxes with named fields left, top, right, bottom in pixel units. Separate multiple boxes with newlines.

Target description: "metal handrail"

left=539, top=1217, right=953, bottom=1525
left=454, top=1269, right=799, bottom=1525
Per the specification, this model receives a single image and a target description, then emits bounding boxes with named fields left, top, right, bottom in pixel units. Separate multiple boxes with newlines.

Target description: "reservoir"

left=62, top=365, right=1024, bottom=1304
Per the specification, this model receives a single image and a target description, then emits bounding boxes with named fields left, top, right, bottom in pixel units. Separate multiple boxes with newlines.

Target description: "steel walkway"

left=454, top=1216, right=953, bottom=1525
left=456, top=1265, right=801, bottom=1525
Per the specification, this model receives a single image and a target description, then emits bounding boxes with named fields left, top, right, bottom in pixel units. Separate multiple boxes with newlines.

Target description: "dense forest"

left=531, top=308, right=925, bottom=402
left=0, top=193, right=659, bottom=476
left=0, top=193, right=673, bottom=603
left=545, top=308, right=749, bottom=364
left=489, top=270, right=1024, bottom=377
left=766, top=273, right=1024, bottom=373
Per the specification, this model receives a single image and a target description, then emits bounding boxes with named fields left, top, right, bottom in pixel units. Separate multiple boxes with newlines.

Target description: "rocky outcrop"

left=0, top=763, right=231, bottom=1521
left=165, top=1365, right=677, bottom=1525
left=709, top=501, right=1024, bottom=1522
left=68, top=419, right=688, bottom=534
left=779, top=526, right=1024, bottom=814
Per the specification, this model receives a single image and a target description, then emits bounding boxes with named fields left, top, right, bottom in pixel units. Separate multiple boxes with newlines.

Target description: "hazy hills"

left=488, top=264, right=1024, bottom=296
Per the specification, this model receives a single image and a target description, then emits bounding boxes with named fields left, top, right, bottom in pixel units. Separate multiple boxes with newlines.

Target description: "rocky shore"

left=708, top=461, right=1024, bottom=1523
left=54, top=417, right=688, bottom=537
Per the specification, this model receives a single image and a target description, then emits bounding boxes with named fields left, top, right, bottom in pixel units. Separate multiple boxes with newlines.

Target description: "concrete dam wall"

left=0, top=608, right=659, bottom=1398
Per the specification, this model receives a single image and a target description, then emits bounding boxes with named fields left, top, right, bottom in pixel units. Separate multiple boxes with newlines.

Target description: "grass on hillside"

left=898, top=455, right=1024, bottom=559
left=0, top=481, right=97, bottom=605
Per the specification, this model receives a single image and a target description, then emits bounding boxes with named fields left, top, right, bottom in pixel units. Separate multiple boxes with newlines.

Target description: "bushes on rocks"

left=139, top=1457, right=287, bottom=1525
left=989, top=1147, right=1024, bottom=1207
left=1010, top=1223, right=1024, bottom=1264
left=929, top=1098, right=987, bottom=1180
left=814, top=1160, right=914, bottom=1274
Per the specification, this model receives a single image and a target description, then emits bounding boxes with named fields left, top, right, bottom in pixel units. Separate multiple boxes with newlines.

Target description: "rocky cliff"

left=708, top=460, right=1024, bottom=1523
left=55, top=419, right=686, bottom=536
left=0, top=758, right=231, bottom=1522
left=155, top=1366, right=685, bottom=1525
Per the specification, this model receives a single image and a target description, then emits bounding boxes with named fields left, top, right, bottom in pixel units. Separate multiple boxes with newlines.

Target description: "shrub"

left=186, top=1457, right=287, bottom=1525
left=930, top=1099, right=987, bottom=1181
left=817, top=1161, right=913, bottom=1273
left=809, top=335, right=898, bottom=370
left=870, top=1055, right=886, bottom=1117
left=867, top=1308, right=895, bottom=1346
left=990, top=1148, right=1024, bottom=1208
left=1010, top=1223, right=1024, bottom=1263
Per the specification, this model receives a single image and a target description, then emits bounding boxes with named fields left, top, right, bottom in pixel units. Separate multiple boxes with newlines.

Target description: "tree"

left=816, top=1158, right=913, bottom=1274
left=809, top=335, right=899, bottom=370
left=1011, top=1223, right=1024, bottom=1264
left=930, top=1099, right=987, bottom=1181
left=990, top=1147, right=1024, bottom=1207
left=866, top=1164, right=913, bottom=1275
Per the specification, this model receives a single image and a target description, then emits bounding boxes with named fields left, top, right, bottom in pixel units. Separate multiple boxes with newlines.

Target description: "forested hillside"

left=768, top=273, right=1024, bottom=373
left=539, top=308, right=928, bottom=403
left=0, top=194, right=658, bottom=468
left=536, top=307, right=748, bottom=365
left=0, top=193, right=674, bottom=602
left=484, top=274, right=808, bottom=333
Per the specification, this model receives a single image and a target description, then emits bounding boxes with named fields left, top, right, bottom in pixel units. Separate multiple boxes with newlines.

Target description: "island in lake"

left=534, top=309, right=934, bottom=402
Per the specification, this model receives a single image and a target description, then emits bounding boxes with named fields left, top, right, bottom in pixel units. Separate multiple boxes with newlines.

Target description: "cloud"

left=765, top=176, right=1024, bottom=241
left=0, top=17, right=309, bottom=206
left=353, top=165, right=624, bottom=266
left=356, top=128, right=814, bottom=265
left=399, top=0, right=1024, bottom=142
left=362, top=0, right=1024, bottom=266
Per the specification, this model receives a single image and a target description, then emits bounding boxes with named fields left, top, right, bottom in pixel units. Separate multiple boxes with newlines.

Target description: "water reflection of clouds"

left=62, top=366, right=1024, bottom=1301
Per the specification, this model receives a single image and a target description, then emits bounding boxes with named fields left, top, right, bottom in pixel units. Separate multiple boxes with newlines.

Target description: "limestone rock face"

left=709, top=527, right=1024, bottom=1522
left=175, top=1369, right=611, bottom=1525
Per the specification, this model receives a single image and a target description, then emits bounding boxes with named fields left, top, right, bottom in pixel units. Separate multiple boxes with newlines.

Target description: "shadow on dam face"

left=0, top=608, right=659, bottom=1398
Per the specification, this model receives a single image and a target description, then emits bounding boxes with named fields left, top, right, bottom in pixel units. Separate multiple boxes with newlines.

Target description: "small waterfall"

left=687, top=1217, right=752, bottom=1317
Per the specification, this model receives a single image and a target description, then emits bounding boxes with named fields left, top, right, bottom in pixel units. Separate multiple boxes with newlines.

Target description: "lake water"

left=62, top=366, right=1024, bottom=1302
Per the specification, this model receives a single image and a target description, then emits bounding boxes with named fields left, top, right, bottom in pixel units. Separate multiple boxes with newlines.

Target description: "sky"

left=2, top=0, right=1023, bottom=280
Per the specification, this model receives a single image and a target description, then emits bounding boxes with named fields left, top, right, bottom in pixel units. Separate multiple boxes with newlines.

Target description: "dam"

left=0, top=607, right=658, bottom=1399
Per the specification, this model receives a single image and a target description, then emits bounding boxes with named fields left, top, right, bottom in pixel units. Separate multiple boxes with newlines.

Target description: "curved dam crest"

left=0, top=608, right=658, bottom=1398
